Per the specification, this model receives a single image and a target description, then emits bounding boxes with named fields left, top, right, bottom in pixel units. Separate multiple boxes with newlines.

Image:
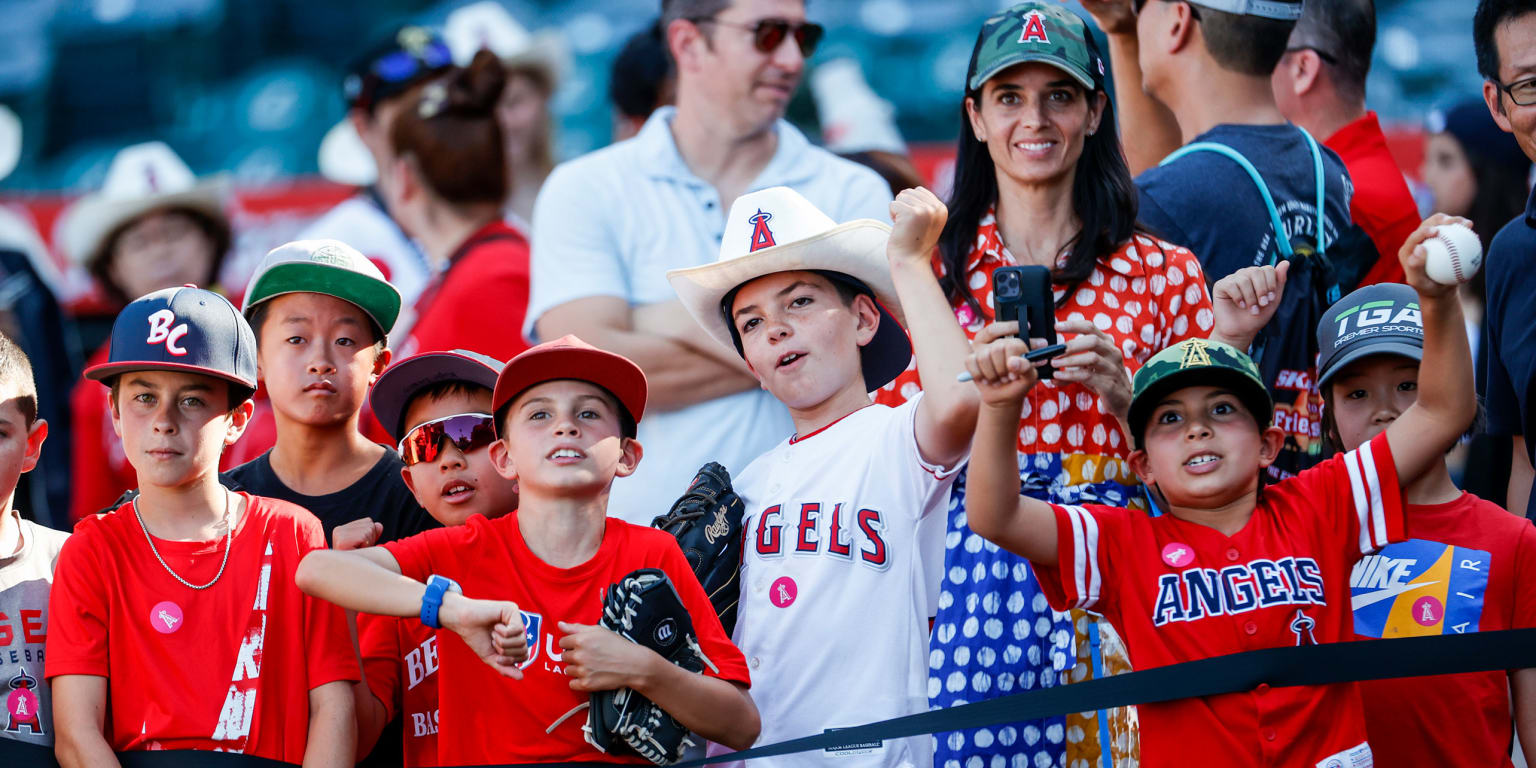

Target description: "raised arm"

left=1208, top=262, right=1290, bottom=351
left=888, top=187, right=978, bottom=469
left=1080, top=0, right=1184, bottom=175
left=296, top=548, right=529, bottom=678
left=1384, top=215, right=1478, bottom=485
left=962, top=322, right=1060, bottom=565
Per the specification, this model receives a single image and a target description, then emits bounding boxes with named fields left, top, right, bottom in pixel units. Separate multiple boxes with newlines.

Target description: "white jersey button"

left=749, top=657, right=761, bottom=670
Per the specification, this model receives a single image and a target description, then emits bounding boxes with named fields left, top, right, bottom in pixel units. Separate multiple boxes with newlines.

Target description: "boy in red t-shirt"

left=331, top=348, right=520, bottom=765
left=296, top=336, right=757, bottom=766
left=45, top=286, right=358, bottom=766
left=963, top=215, right=1478, bottom=767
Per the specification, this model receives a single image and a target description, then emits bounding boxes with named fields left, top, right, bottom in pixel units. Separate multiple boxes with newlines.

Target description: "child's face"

left=490, top=379, right=640, bottom=498
left=257, top=293, right=389, bottom=428
left=400, top=389, right=518, bottom=527
left=1328, top=355, right=1420, bottom=451
left=0, top=395, right=46, bottom=511
left=111, top=371, right=251, bottom=490
left=1131, top=385, right=1282, bottom=509
left=730, top=271, right=877, bottom=410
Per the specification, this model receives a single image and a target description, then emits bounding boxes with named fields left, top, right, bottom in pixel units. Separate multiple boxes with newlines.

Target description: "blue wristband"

left=420, top=575, right=461, bottom=629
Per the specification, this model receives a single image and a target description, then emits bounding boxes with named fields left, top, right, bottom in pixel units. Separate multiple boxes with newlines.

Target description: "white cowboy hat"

left=0, top=105, right=20, bottom=184
left=318, top=118, right=377, bottom=186
left=667, top=186, right=912, bottom=391
left=444, top=1, right=567, bottom=86
left=56, top=141, right=229, bottom=268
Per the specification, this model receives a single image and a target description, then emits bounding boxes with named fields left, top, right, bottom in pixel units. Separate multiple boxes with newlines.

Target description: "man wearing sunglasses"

left=1477, top=0, right=1536, bottom=527
left=1270, top=0, right=1420, bottom=289
left=302, top=26, right=454, bottom=321
left=526, top=0, right=893, bottom=526
left=328, top=349, right=518, bottom=767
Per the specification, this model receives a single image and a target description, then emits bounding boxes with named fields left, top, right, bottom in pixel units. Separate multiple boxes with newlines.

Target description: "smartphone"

left=992, top=265, right=1061, bottom=379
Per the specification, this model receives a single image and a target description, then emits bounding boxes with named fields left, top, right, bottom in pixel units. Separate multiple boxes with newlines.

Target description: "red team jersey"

left=44, top=494, right=357, bottom=762
left=402, top=220, right=532, bottom=363
left=1353, top=492, right=1536, bottom=768
left=381, top=511, right=750, bottom=766
left=1034, top=432, right=1404, bottom=767
left=358, top=613, right=439, bottom=767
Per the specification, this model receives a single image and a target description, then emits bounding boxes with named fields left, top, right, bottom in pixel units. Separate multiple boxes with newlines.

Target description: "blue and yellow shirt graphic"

left=1351, top=539, right=1489, bottom=637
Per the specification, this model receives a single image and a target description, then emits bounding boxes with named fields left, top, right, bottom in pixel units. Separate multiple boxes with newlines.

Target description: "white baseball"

left=1421, top=223, right=1483, bottom=285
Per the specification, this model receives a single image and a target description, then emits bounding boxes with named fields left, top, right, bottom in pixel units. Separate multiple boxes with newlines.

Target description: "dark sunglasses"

left=398, top=413, right=497, bottom=467
left=691, top=17, right=825, bottom=57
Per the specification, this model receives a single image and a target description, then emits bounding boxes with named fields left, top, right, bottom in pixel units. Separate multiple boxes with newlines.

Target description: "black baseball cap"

left=84, top=286, right=259, bottom=398
left=370, top=349, right=504, bottom=443
left=344, top=26, right=454, bottom=113
left=1316, top=283, right=1423, bottom=389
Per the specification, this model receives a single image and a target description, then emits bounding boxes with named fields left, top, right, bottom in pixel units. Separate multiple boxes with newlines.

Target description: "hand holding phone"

left=993, top=265, right=1059, bottom=379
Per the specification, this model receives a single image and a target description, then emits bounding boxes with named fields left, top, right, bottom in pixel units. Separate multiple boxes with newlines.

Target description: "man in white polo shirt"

left=527, top=0, right=892, bottom=524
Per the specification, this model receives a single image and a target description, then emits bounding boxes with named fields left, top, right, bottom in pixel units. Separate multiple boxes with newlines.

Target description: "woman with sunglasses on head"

left=384, top=51, right=532, bottom=364
left=873, top=5, right=1214, bottom=767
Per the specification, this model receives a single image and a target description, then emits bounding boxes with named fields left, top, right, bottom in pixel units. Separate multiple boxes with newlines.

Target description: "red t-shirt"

left=1326, top=112, right=1421, bottom=287
left=68, top=344, right=276, bottom=523
left=1353, top=492, right=1536, bottom=768
left=403, top=220, right=531, bottom=362
left=44, top=493, right=357, bottom=761
left=358, top=612, right=439, bottom=767
left=381, top=511, right=751, bottom=766
left=1034, top=432, right=1404, bottom=767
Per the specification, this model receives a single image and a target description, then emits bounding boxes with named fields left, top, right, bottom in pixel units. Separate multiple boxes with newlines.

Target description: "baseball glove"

left=651, top=462, right=744, bottom=635
left=583, top=569, right=719, bottom=765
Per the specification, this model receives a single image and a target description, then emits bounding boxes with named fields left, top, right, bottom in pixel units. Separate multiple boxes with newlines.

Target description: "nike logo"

left=1352, top=579, right=1440, bottom=610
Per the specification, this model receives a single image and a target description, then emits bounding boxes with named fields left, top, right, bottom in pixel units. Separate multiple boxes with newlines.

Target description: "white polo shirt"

left=527, top=107, right=893, bottom=524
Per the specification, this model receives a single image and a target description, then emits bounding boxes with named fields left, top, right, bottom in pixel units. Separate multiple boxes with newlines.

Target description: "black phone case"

left=993, top=265, right=1057, bottom=379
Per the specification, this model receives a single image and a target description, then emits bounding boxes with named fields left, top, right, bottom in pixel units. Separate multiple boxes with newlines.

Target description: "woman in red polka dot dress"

left=875, top=5, right=1214, bottom=767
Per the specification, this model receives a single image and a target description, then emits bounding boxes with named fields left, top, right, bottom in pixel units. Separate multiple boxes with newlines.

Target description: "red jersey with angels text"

left=1033, top=431, right=1404, bottom=767
left=381, top=511, right=751, bottom=766
left=44, top=494, right=357, bottom=761
left=358, top=613, right=439, bottom=767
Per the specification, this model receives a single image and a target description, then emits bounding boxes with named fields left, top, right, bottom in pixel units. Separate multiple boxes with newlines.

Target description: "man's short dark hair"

left=1476, top=0, right=1536, bottom=81
left=1290, top=0, right=1375, bottom=102
left=661, top=0, right=732, bottom=36
left=1194, top=3, right=1299, bottom=77
left=0, top=332, right=38, bottom=426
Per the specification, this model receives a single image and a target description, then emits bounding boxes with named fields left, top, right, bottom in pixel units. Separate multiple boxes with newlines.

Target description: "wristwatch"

left=420, top=575, right=462, bottom=629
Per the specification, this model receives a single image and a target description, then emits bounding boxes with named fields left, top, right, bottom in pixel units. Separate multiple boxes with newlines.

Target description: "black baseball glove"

left=583, top=569, right=719, bottom=765
left=651, top=462, right=744, bottom=635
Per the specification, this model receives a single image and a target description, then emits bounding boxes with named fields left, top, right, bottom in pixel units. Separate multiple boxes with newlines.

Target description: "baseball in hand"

left=1421, top=223, right=1483, bottom=285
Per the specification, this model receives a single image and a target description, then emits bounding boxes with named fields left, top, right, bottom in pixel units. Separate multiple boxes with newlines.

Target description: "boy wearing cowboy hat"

left=667, top=185, right=979, bottom=767
left=45, top=287, right=358, bottom=766
left=63, top=142, right=242, bottom=523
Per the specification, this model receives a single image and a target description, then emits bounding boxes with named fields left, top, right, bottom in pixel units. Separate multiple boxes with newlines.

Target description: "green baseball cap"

left=241, top=239, right=402, bottom=342
left=1127, top=338, right=1272, bottom=448
left=968, top=2, right=1103, bottom=92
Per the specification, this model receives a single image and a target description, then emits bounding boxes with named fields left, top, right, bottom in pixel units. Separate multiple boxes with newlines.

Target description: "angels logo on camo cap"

left=968, top=2, right=1104, bottom=92
left=84, top=285, right=258, bottom=397
left=1127, top=338, right=1272, bottom=448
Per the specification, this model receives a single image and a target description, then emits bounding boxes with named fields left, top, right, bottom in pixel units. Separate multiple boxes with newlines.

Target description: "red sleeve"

left=1350, top=178, right=1419, bottom=288
left=410, top=246, right=531, bottom=363
left=1508, top=520, right=1536, bottom=630
left=656, top=541, right=750, bottom=687
left=1031, top=503, right=1128, bottom=619
left=69, top=380, right=135, bottom=524
left=297, top=516, right=362, bottom=688
left=382, top=524, right=472, bottom=582
left=1286, top=430, right=1405, bottom=560
left=358, top=613, right=404, bottom=721
left=44, top=523, right=110, bottom=678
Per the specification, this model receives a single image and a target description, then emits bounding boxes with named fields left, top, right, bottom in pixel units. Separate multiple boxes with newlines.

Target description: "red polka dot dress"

left=876, top=209, right=1214, bottom=768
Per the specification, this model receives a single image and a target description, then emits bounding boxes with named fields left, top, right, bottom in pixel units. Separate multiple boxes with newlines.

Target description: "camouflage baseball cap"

left=1128, top=338, right=1273, bottom=448
left=1316, top=283, right=1423, bottom=390
left=968, top=2, right=1103, bottom=92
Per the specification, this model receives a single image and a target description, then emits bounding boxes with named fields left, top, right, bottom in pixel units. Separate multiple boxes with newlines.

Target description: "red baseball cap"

left=490, top=335, right=647, bottom=436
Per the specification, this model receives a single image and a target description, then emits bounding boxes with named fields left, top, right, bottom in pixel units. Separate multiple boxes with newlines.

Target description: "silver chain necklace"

left=133, top=491, right=233, bottom=590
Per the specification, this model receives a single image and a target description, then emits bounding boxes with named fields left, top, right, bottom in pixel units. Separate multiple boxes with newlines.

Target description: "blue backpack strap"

left=1160, top=142, right=1293, bottom=261
left=1088, top=618, right=1114, bottom=768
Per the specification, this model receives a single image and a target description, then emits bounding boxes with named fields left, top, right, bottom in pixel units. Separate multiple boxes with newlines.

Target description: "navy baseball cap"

left=370, top=349, right=504, bottom=443
left=84, top=286, right=259, bottom=396
left=344, top=26, right=454, bottom=113
left=1316, top=283, right=1423, bottom=389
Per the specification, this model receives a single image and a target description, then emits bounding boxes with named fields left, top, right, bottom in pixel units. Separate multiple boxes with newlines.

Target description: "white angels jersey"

left=714, top=396, right=962, bottom=768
